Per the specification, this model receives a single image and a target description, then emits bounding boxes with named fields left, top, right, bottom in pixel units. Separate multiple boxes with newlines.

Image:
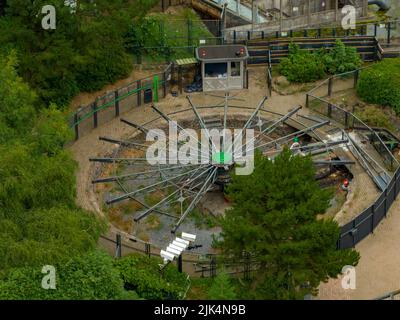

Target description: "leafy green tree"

left=0, top=250, right=137, bottom=300
left=0, top=51, right=36, bottom=142
left=218, top=149, right=359, bottom=299
left=0, top=0, right=159, bottom=105
left=0, top=206, right=105, bottom=270
left=115, top=253, right=188, bottom=300
left=207, top=269, right=237, bottom=300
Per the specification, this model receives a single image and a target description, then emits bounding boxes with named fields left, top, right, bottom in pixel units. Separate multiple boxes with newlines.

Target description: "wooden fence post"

left=163, top=71, right=167, bottom=98
left=92, top=101, right=98, bottom=128
left=74, top=112, right=79, bottom=140
left=116, top=234, right=122, bottom=258
left=354, top=69, right=359, bottom=88
left=137, top=80, right=142, bottom=106
left=114, top=90, right=119, bottom=117
left=328, top=77, right=333, bottom=97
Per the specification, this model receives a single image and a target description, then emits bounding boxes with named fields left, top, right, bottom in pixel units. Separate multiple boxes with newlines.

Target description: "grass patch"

left=190, top=208, right=220, bottom=229
left=145, top=214, right=163, bottom=231
left=144, top=190, right=165, bottom=206
left=354, top=105, right=396, bottom=132
left=186, top=278, right=214, bottom=300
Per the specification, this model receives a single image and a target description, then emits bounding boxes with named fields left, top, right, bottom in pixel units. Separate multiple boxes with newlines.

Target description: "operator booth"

left=196, top=45, right=249, bottom=92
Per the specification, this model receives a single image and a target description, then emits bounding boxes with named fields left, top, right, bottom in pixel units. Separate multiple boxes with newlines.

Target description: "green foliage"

left=115, top=254, right=188, bottom=300
left=0, top=206, right=104, bottom=270
left=32, top=105, right=74, bottom=156
left=354, top=105, right=395, bottom=131
left=279, top=40, right=362, bottom=83
left=0, top=251, right=137, bottom=300
left=219, top=149, right=359, bottom=299
left=279, top=44, right=326, bottom=83
left=124, top=9, right=214, bottom=63
left=207, top=270, right=237, bottom=300
left=0, top=52, right=105, bottom=278
left=0, top=0, right=159, bottom=105
left=357, top=58, right=400, bottom=113
left=320, top=39, right=362, bottom=74
left=0, top=52, right=36, bottom=142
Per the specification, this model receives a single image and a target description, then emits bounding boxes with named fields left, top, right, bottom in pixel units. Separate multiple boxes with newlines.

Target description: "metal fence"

left=226, top=20, right=400, bottom=45
left=69, top=64, right=172, bottom=140
left=306, top=68, right=400, bottom=249
left=100, top=232, right=258, bottom=279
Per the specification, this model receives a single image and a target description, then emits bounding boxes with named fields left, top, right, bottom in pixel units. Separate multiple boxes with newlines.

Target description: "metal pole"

left=137, top=79, right=142, bottom=106
left=115, top=90, right=119, bottom=117
left=279, top=0, right=283, bottom=34
left=178, top=254, right=183, bottom=273
left=92, top=101, right=98, bottom=128
left=116, top=233, right=122, bottom=258
left=74, top=112, right=79, bottom=140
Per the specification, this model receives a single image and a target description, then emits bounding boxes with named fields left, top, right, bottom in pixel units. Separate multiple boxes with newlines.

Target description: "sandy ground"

left=68, top=67, right=400, bottom=296
left=318, top=196, right=400, bottom=300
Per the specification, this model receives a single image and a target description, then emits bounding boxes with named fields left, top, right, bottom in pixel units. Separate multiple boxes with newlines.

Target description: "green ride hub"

left=212, top=152, right=232, bottom=166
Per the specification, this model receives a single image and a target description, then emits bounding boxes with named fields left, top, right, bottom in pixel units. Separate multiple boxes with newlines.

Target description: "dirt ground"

left=67, top=67, right=400, bottom=299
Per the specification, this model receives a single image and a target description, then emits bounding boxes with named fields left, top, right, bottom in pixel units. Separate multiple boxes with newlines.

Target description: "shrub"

left=354, top=105, right=395, bottom=131
left=115, top=253, right=188, bottom=300
left=279, top=40, right=362, bottom=83
left=0, top=251, right=136, bottom=300
left=279, top=44, right=326, bottom=83
left=320, top=39, right=362, bottom=74
left=357, top=59, right=400, bottom=113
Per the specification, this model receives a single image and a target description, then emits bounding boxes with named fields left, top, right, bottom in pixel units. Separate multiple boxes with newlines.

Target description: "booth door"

left=228, top=62, right=243, bottom=90
left=203, top=62, right=228, bottom=92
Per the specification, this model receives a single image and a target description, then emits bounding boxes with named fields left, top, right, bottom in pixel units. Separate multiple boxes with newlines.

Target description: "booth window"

left=205, top=63, right=228, bottom=78
left=231, top=62, right=240, bottom=77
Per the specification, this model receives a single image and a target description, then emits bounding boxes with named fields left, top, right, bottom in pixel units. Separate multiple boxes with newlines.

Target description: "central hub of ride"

left=212, top=151, right=234, bottom=187
left=211, top=151, right=233, bottom=167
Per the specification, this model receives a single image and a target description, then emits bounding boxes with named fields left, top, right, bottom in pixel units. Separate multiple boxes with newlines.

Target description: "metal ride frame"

left=90, top=93, right=355, bottom=235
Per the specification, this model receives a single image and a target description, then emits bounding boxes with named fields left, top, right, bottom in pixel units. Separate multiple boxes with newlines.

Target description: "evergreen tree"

left=219, top=149, right=359, bottom=299
left=207, top=270, right=237, bottom=300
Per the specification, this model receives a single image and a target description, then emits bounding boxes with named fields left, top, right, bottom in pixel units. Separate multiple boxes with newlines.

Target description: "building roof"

left=196, top=45, right=249, bottom=62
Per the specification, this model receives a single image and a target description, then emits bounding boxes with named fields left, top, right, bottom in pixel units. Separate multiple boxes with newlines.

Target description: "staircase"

left=247, top=36, right=379, bottom=66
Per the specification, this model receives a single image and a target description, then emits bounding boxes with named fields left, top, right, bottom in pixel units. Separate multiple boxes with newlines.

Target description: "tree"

left=0, top=0, right=159, bottom=105
left=0, top=250, right=137, bottom=300
left=207, top=269, right=237, bottom=300
left=115, top=253, right=188, bottom=300
left=0, top=206, right=105, bottom=270
left=0, top=51, right=36, bottom=142
left=218, top=149, right=359, bottom=299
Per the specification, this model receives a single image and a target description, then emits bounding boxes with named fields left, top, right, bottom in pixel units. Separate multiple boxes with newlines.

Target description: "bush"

left=354, top=105, right=395, bottom=131
left=115, top=254, right=188, bottom=299
left=279, top=40, right=362, bottom=83
left=320, top=39, right=362, bottom=74
left=279, top=44, right=326, bottom=83
left=357, top=59, right=400, bottom=113
left=0, top=251, right=137, bottom=300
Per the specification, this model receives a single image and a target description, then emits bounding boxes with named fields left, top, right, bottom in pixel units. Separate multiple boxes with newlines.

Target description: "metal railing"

left=68, top=64, right=172, bottom=140
left=306, top=68, right=400, bottom=249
